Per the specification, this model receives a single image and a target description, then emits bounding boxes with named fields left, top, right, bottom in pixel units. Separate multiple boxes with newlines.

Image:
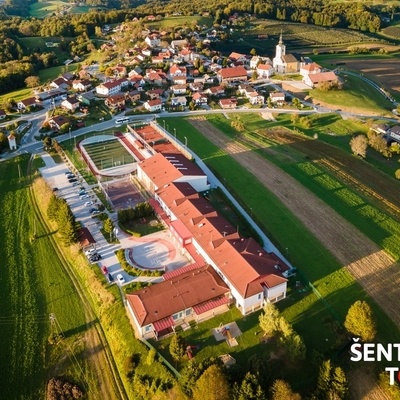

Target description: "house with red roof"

left=303, top=71, right=339, bottom=88
left=144, top=98, right=163, bottom=112
left=257, top=63, right=273, bottom=79
left=219, top=98, right=237, bottom=109
left=217, top=66, right=248, bottom=84
left=300, top=62, right=322, bottom=78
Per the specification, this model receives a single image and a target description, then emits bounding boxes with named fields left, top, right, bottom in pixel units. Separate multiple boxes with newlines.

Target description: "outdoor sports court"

left=82, top=137, right=136, bottom=170
left=104, top=179, right=145, bottom=210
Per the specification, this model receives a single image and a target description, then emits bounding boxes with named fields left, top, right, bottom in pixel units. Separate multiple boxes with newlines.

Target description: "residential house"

left=50, top=77, right=71, bottom=90
left=145, top=33, right=161, bottom=48
left=238, top=84, right=256, bottom=97
left=152, top=55, right=165, bottom=64
left=171, top=84, right=187, bottom=95
left=48, top=115, right=70, bottom=131
left=169, top=64, right=187, bottom=77
left=228, top=52, right=248, bottom=65
left=179, top=49, right=193, bottom=62
left=96, top=80, right=121, bottom=97
left=269, top=92, right=285, bottom=104
left=144, top=98, right=163, bottom=112
left=147, top=88, right=164, bottom=100
left=61, top=96, right=80, bottom=112
left=303, top=71, right=338, bottom=88
left=219, top=98, right=237, bottom=109
left=192, top=92, right=208, bottom=105
left=111, top=64, right=127, bottom=78
left=171, top=76, right=187, bottom=86
left=299, top=62, right=322, bottom=78
left=217, top=66, right=248, bottom=84
left=146, top=71, right=167, bottom=86
left=72, top=79, right=92, bottom=92
left=204, top=86, right=225, bottom=97
left=17, top=97, right=39, bottom=111
left=189, top=82, right=203, bottom=92
left=248, top=92, right=264, bottom=105
left=171, top=39, right=188, bottom=49
left=125, top=90, right=141, bottom=104
left=256, top=63, right=273, bottom=79
left=78, top=91, right=95, bottom=106
left=171, top=96, right=187, bottom=107
left=105, top=94, right=126, bottom=111
left=250, top=56, right=272, bottom=69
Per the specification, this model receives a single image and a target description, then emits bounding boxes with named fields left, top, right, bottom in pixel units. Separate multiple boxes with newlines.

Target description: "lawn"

left=18, top=36, right=71, bottom=63
left=0, top=87, right=35, bottom=105
left=39, top=63, right=79, bottom=85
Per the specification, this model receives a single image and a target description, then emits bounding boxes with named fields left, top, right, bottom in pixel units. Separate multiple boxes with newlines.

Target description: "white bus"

left=115, top=117, right=130, bottom=126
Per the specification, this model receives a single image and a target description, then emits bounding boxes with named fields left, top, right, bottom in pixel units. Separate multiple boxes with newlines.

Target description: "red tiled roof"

left=309, top=71, right=337, bottom=83
left=193, top=296, right=229, bottom=315
left=163, top=263, right=202, bottom=280
left=218, top=66, right=247, bottom=79
left=153, top=316, right=174, bottom=331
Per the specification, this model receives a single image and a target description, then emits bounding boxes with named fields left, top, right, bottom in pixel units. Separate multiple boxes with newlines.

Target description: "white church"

left=272, top=33, right=300, bottom=74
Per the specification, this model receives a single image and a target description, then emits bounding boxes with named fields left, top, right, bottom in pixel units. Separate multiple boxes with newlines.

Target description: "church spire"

left=279, top=30, right=283, bottom=45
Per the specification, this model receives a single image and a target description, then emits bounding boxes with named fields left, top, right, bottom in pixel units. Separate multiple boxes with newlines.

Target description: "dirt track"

left=189, top=118, right=400, bottom=330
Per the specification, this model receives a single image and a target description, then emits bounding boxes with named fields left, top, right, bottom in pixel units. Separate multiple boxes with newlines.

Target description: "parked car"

left=78, top=190, right=87, bottom=195
left=85, top=201, right=94, bottom=207
left=101, top=265, right=108, bottom=275
left=282, top=267, right=297, bottom=278
left=84, top=248, right=96, bottom=256
left=89, top=253, right=102, bottom=262
left=68, top=178, right=77, bottom=183
left=52, top=187, right=59, bottom=192
left=116, top=274, right=125, bottom=284
left=71, top=182, right=80, bottom=187
left=108, top=273, right=114, bottom=282
left=64, top=171, right=72, bottom=175
left=80, top=194, right=90, bottom=200
left=66, top=174, right=75, bottom=179
left=91, top=210, right=100, bottom=215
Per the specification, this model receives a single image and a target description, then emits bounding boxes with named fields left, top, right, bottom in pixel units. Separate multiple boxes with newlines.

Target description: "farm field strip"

left=188, top=118, right=400, bottom=332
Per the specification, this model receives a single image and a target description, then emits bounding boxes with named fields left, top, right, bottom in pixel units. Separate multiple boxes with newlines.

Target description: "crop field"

left=82, top=138, right=136, bottom=170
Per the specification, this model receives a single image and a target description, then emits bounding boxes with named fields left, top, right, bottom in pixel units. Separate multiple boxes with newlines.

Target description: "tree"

left=369, top=134, right=388, bottom=154
left=283, top=333, right=306, bottom=362
left=169, top=334, right=186, bottom=363
left=316, top=360, right=348, bottom=400
left=193, top=364, right=230, bottom=400
left=252, top=70, right=258, bottom=81
left=0, top=132, right=8, bottom=150
left=316, top=360, right=332, bottom=396
left=330, top=366, right=348, bottom=399
left=103, top=218, right=114, bottom=241
left=291, top=113, right=299, bottom=124
left=270, top=379, right=301, bottom=400
left=395, top=169, right=400, bottom=180
left=344, top=300, right=376, bottom=342
left=233, top=372, right=266, bottom=400
left=43, top=136, right=52, bottom=150
left=24, top=75, right=40, bottom=88
left=259, top=302, right=279, bottom=337
left=350, top=135, right=368, bottom=158
left=250, top=48, right=257, bottom=56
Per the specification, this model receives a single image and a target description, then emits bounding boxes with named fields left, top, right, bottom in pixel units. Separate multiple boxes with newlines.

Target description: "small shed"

left=8, top=134, right=17, bottom=150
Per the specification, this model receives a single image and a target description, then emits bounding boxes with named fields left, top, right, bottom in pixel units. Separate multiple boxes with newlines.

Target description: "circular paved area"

left=120, top=230, right=190, bottom=272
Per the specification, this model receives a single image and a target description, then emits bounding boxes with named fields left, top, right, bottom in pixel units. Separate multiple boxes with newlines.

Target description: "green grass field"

left=82, top=137, right=136, bottom=170
left=0, top=155, right=86, bottom=398
left=29, top=0, right=69, bottom=18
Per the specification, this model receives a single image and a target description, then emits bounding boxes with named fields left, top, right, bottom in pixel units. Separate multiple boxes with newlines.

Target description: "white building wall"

left=173, top=175, right=209, bottom=192
left=265, top=282, right=287, bottom=302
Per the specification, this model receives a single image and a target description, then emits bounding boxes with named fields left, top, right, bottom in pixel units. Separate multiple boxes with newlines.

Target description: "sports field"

left=82, top=138, right=136, bottom=171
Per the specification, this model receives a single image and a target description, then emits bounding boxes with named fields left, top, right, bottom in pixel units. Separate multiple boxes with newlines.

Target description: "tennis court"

left=82, top=137, right=136, bottom=171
